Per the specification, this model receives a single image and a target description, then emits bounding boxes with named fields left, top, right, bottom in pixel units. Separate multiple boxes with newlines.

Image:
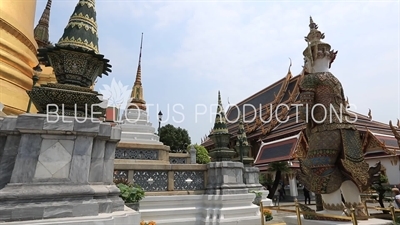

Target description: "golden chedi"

left=0, top=0, right=38, bottom=115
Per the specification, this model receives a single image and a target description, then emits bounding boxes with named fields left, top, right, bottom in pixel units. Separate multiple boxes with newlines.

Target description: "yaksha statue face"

left=303, top=57, right=313, bottom=74
left=312, top=48, right=333, bottom=73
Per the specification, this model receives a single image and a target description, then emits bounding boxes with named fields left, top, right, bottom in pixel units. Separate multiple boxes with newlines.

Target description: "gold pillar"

left=0, top=0, right=39, bottom=115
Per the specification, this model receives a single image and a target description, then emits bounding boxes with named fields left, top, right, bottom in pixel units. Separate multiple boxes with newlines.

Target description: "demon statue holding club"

left=296, top=17, right=380, bottom=220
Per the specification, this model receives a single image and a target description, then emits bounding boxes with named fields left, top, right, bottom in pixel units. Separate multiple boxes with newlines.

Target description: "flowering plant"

left=140, top=221, right=156, bottom=225
left=263, top=208, right=272, bottom=216
left=263, top=208, right=273, bottom=221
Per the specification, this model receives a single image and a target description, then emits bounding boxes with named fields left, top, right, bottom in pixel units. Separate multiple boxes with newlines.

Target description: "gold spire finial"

left=128, top=33, right=146, bottom=111
left=135, top=32, right=144, bottom=85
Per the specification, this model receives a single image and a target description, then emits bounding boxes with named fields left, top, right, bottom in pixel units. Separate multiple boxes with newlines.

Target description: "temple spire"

left=211, top=91, right=229, bottom=134
left=128, top=33, right=146, bottom=111
left=208, top=91, right=235, bottom=162
left=34, top=0, right=52, bottom=48
left=135, top=33, right=143, bottom=85
left=57, top=0, right=99, bottom=53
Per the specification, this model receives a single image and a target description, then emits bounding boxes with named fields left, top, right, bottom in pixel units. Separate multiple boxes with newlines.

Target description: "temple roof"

left=254, top=134, right=299, bottom=165
left=253, top=129, right=399, bottom=167
left=34, top=0, right=52, bottom=48
left=57, top=0, right=99, bottom=53
left=201, top=72, right=399, bottom=154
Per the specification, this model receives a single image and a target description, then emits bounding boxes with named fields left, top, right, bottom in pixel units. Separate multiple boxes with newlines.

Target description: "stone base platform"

left=283, top=215, right=392, bottom=225
left=0, top=206, right=140, bottom=225
left=140, top=194, right=261, bottom=225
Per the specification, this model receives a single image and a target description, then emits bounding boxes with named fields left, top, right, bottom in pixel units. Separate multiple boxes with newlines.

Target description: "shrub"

left=188, top=144, right=210, bottom=164
left=117, top=183, right=145, bottom=203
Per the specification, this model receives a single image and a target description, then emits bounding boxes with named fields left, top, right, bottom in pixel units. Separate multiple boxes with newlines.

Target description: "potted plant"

left=140, top=221, right=156, bottom=225
left=263, top=208, right=273, bottom=222
left=251, top=191, right=263, bottom=206
left=116, top=183, right=145, bottom=211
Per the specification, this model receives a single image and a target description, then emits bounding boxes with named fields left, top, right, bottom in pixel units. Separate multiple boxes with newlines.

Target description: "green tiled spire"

left=211, top=91, right=229, bottom=135
left=57, top=0, right=99, bottom=53
left=208, top=91, right=235, bottom=161
left=34, top=0, right=52, bottom=48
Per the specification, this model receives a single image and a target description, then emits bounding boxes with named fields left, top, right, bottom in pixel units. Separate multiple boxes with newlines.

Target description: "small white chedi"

left=118, top=33, right=163, bottom=145
left=120, top=108, right=163, bottom=145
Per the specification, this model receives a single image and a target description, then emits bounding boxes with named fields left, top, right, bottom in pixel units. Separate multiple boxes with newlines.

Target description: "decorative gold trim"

left=292, top=131, right=308, bottom=158
left=344, top=202, right=368, bottom=218
left=58, top=36, right=98, bottom=53
left=322, top=202, right=344, bottom=211
left=78, top=0, right=95, bottom=9
left=362, top=128, right=392, bottom=154
left=341, top=158, right=370, bottom=188
left=0, top=18, right=37, bottom=56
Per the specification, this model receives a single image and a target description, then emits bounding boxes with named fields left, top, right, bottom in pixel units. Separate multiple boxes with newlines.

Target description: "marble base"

left=206, top=162, right=248, bottom=195
left=283, top=215, right=391, bottom=225
left=0, top=206, right=140, bottom=225
left=243, top=166, right=263, bottom=190
left=0, top=114, right=124, bottom=222
left=261, top=198, right=273, bottom=207
left=140, top=194, right=261, bottom=225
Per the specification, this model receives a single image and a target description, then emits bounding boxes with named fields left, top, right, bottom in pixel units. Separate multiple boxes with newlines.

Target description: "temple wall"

left=0, top=0, right=39, bottom=115
left=366, top=157, right=400, bottom=185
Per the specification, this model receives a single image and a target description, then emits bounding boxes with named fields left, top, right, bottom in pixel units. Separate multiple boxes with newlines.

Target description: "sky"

left=34, top=0, right=400, bottom=144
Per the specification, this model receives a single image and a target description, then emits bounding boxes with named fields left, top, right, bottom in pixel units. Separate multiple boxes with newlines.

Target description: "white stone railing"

left=169, top=152, right=191, bottom=164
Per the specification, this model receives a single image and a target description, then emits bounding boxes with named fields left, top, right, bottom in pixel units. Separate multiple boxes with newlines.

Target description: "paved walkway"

left=264, top=201, right=390, bottom=225
left=267, top=202, right=310, bottom=225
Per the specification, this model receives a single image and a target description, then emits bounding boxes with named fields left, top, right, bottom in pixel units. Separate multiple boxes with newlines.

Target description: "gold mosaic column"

left=0, top=0, right=39, bottom=114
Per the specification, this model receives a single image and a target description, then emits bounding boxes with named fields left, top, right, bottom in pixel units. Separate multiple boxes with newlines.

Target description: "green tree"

left=259, top=173, right=273, bottom=187
left=187, top=144, right=210, bottom=164
left=266, top=161, right=290, bottom=199
left=159, top=124, right=191, bottom=152
left=370, top=173, right=392, bottom=211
